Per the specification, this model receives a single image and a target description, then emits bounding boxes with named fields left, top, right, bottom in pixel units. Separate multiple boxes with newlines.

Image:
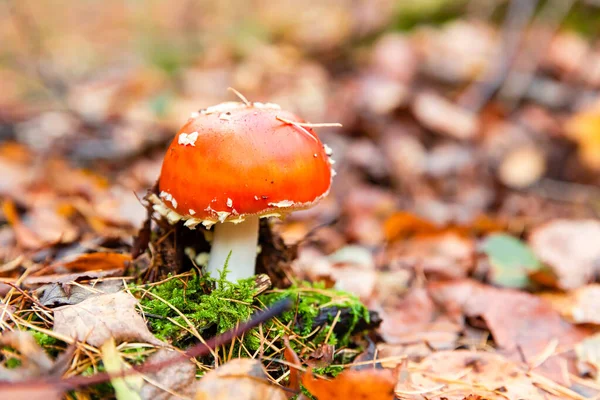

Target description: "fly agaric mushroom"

left=149, top=91, right=338, bottom=281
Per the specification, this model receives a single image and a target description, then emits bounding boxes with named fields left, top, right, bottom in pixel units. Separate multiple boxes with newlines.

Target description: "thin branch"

left=457, top=0, right=538, bottom=112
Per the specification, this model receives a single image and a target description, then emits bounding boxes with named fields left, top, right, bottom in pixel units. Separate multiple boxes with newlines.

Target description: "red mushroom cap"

left=153, top=101, right=333, bottom=228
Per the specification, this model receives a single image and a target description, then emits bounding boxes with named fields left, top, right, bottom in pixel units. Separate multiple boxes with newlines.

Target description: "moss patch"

left=133, top=271, right=371, bottom=363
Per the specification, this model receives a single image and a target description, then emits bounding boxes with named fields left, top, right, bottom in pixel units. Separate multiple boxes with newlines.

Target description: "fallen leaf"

left=0, top=331, right=73, bottom=386
left=412, top=92, right=478, bottom=140
left=378, top=288, right=461, bottom=349
left=194, top=358, right=286, bottom=400
left=139, top=349, right=198, bottom=400
left=35, top=280, right=123, bottom=307
left=576, top=333, right=600, bottom=380
left=17, top=269, right=126, bottom=289
left=283, top=337, right=301, bottom=397
left=428, top=280, right=587, bottom=359
left=529, top=219, right=600, bottom=290
left=45, top=252, right=132, bottom=274
left=53, top=291, right=163, bottom=347
left=387, top=233, right=475, bottom=280
left=564, top=106, right=600, bottom=171
left=2, top=200, right=44, bottom=250
left=398, top=350, right=552, bottom=400
left=542, top=284, right=600, bottom=324
left=0, top=331, right=53, bottom=381
left=383, top=212, right=438, bottom=241
left=0, top=384, right=63, bottom=400
left=101, top=338, right=143, bottom=400
left=384, top=212, right=503, bottom=243
left=328, top=245, right=376, bottom=301
left=302, top=367, right=396, bottom=400
left=482, top=233, right=542, bottom=288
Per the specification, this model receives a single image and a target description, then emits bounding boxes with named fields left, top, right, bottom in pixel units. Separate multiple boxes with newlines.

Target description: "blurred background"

left=1, top=0, right=600, bottom=261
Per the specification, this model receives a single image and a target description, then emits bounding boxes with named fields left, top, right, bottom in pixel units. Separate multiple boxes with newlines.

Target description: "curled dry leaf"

left=302, top=367, right=396, bottom=400
left=53, top=291, right=164, bottom=347
left=529, top=219, right=600, bottom=290
left=194, top=358, right=286, bottom=400
left=36, top=279, right=123, bottom=307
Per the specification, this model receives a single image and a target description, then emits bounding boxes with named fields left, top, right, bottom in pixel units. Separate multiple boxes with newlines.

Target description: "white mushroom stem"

left=206, top=215, right=259, bottom=281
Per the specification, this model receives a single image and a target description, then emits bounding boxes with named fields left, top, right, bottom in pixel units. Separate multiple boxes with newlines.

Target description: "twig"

left=458, top=0, right=538, bottom=112
left=498, top=0, right=576, bottom=110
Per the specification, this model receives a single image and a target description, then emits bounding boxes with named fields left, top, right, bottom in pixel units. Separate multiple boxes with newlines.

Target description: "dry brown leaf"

left=194, top=358, right=286, bottom=400
left=53, top=291, right=163, bottom=347
left=0, top=332, right=53, bottom=381
left=428, top=280, right=587, bottom=359
left=387, top=233, right=475, bottom=280
left=398, top=350, right=550, bottom=400
left=140, top=349, right=199, bottom=400
left=384, top=212, right=503, bottom=242
left=283, top=337, right=302, bottom=397
left=529, top=219, right=600, bottom=290
left=412, top=92, right=478, bottom=140
left=302, top=367, right=396, bottom=400
left=17, top=269, right=125, bottom=289
left=575, top=333, right=600, bottom=380
left=378, top=288, right=461, bottom=349
left=35, top=280, right=123, bottom=307
left=46, top=252, right=132, bottom=274
left=0, top=384, right=63, bottom=400
left=2, top=200, right=44, bottom=250
left=542, top=284, right=600, bottom=324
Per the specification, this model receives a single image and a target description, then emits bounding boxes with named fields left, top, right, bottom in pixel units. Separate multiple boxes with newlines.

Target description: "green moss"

left=134, top=265, right=370, bottom=362
left=81, top=364, right=115, bottom=399
left=135, top=264, right=258, bottom=345
left=313, top=364, right=344, bottom=377
left=259, top=281, right=370, bottom=348
left=5, top=357, right=21, bottom=369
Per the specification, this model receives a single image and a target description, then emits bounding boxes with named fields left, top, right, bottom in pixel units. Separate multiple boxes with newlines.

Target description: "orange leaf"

left=384, top=212, right=503, bottom=242
left=283, top=337, right=301, bottom=398
left=2, top=200, right=44, bottom=250
left=383, top=212, right=437, bottom=241
left=301, top=368, right=396, bottom=400
left=41, top=252, right=132, bottom=274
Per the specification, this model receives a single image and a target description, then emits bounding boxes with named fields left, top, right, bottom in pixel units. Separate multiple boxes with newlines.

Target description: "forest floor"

left=1, top=1, right=600, bottom=399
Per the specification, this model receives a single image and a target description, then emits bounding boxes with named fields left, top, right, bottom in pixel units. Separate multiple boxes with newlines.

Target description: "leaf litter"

left=2, top=1, right=600, bottom=399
